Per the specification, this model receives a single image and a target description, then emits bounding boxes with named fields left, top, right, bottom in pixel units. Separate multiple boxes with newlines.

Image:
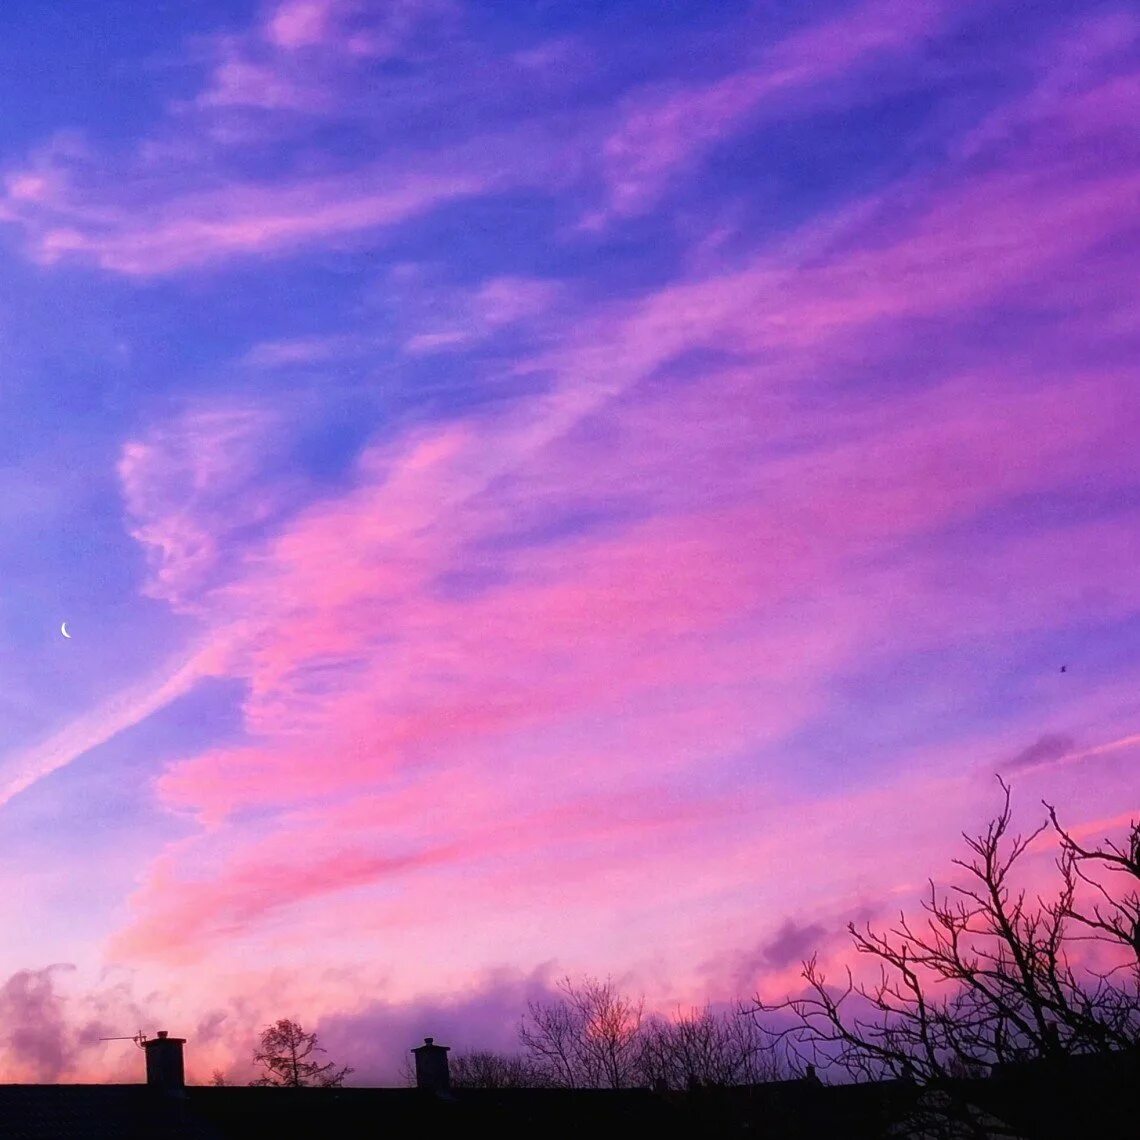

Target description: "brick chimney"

left=411, top=1037, right=450, bottom=1094
left=143, top=1031, right=186, bottom=1094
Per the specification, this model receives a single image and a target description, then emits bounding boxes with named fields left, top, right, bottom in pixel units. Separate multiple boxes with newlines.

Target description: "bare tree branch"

left=753, top=782, right=1140, bottom=1089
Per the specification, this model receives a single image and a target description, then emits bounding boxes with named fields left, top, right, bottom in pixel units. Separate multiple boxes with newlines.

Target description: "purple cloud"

left=1006, top=733, right=1077, bottom=771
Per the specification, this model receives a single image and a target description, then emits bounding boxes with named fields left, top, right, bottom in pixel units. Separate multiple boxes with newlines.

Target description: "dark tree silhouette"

left=516, top=977, right=793, bottom=1090
left=520, top=976, right=645, bottom=1088
left=250, top=1018, right=352, bottom=1087
left=450, top=986, right=790, bottom=1090
left=449, top=1049, right=551, bottom=1089
left=639, top=1005, right=791, bottom=1089
left=753, top=779, right=1140, bottom=1082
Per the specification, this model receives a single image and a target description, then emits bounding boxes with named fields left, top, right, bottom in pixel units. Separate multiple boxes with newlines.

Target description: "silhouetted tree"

left=1046, top=797, right=1140, bottom=1017
left=450, top=1049, right=551, bottom=1088
left=520, top=976, right=645, bottom=1088
left=754, top=780, right=1140, bottom=1083
left=250, top=1018, right=352, bottom=1087
left=638, top=1005, right=791, bottom=1089
left=209, top=1070, right=229, bottom=1086
left=397, top=1055, right=416, bottom=1087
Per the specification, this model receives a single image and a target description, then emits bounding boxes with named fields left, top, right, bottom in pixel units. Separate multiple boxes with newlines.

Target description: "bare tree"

left=250, top=1018, right=353, bottom=1087
left=753, top=780, right=1140, bottom=1084
left=450, top=1049, right=551, bottom=1088
left=520, top=976, right=645, bottom=1088
left=397, top=1054, right=416, bottom=1088
left=1046, top=799, right=1140, bottom=1036
left=208, top=1069, right=229, bottom=1086
left=638, top=1005, right=791, bottom=1089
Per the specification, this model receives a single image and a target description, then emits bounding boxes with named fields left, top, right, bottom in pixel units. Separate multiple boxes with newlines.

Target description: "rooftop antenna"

left=98, top=1031, right=149, bottom=1049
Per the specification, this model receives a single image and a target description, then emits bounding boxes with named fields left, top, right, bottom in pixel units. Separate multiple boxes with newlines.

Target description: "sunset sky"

left=0, top=0, right=1136, bottom=1084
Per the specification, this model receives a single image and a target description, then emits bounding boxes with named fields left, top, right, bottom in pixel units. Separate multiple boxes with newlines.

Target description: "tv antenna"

left=98, top=1031, right=149, bottom=1049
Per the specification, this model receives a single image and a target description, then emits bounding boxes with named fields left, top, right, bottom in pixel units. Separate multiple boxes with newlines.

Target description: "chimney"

left=411, top=1037, right=450, bottom=1094
left=143, top=1031, right=186, bottom=1095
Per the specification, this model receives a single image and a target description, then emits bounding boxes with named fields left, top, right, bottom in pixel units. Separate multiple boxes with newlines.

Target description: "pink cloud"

left=113, top=781, right=737, bottom=962
left=119, top=389, right=1137, bottom=962
left=197, top=50, right=322, bottom=112
left=10, top=17, right=1114, bottom=1021
left=197, top=0, right=457, bottom=109
left=396, top=272, right=563, bottom=355
left=0, top=0, right=491, bottom=275
left=591, top=0, right=955, bottom=222
left=0, top=640, right=228, bottom=810
left=0, top=966, right=150, bottom=1084
left=0, top=0, right=974, bottom=275
left=241, top=333, right=366, bottom=367
left=953, top=11, right=1139, bottom=159
left=266, top=0, right=339, bottom=50
left=471, top=276, right=560, bottom=328
left=112, top=839, right=464, bottom=962
left=119, top=406, right=289, bottom=606
left=19, top=167, right=488, bottom=275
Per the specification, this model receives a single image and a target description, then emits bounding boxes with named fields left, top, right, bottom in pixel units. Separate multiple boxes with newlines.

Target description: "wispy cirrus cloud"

left=588, top=0, right=959, bottom=224
left=119, top=406, right=290, bottom=606
left=195, top=0, right=459, bottom=111
left=399, top=273, right=563, bottom=355
left=96, top=46, right=1140, bottom=972
left=0, top=642, right=227, bottom=812
left=0, top=0, right=485, bottom=274
left=0, top=0, right=982, bottom=275
left=3, top=158, right=490, bottom=275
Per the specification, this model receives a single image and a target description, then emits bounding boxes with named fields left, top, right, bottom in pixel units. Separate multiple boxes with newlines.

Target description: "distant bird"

left=1060, top=665, right=1067, bottom=673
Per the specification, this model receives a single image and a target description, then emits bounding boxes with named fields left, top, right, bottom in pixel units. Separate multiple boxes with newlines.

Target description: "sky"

left=0, top=0, right=1135, bottom=1085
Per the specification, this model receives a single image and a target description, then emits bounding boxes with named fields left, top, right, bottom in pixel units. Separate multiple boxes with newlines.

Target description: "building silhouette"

left=0, top=1031, right=1132, bottom=1138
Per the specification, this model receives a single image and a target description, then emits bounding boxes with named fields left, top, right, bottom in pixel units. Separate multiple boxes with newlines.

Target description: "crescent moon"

left=60, top=622, right=72, bottom=639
